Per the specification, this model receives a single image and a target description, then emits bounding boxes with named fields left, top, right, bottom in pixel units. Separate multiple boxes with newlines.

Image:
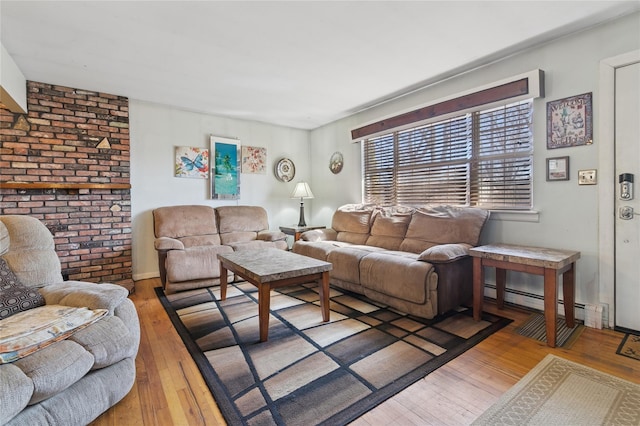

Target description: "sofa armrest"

left=154, top=237, right=185, bottom=251
left=300, top=228, right=338, bottom=242
left=257, top=230, right=287, bottom=242
left=39, top=281, right=129, bottom=314
left=418, top=243, right=472, bottom=263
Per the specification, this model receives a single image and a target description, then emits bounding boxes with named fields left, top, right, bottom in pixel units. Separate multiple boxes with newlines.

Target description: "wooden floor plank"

left=90, top=278, right=639, bottom=426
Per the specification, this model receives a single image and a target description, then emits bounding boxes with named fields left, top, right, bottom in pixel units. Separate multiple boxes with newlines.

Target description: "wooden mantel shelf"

left=1, top=182, right=131, bottom=190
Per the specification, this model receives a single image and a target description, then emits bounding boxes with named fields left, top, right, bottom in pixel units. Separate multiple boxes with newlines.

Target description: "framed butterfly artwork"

left=175, top=146, right=209, bottom=179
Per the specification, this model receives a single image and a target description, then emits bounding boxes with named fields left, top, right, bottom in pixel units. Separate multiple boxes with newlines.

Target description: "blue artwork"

left=211, top=138, right=240, bottom=199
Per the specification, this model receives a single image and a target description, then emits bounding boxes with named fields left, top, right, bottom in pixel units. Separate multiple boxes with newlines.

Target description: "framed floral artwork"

left=175, top=146, right=209, bottom=179
left=546, top=92, right=593, bottom=149
left=211, top=135, right=240, bottom=199
left=241, top=146, right=267, bottom=174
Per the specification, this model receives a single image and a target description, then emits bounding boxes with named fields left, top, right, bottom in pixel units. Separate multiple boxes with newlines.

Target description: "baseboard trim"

left=133, top=271, right=159, bottom=281
left=482, top=283, right=608, bottom=328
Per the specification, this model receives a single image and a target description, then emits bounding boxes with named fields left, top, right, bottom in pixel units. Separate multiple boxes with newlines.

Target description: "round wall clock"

left=329, top=152, right=344, bottom=174
left=275, top=158, right=295, bottom=182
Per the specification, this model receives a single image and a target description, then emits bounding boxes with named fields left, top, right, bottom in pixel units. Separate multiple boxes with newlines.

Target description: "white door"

left=615, top=61, right=640, bottom=333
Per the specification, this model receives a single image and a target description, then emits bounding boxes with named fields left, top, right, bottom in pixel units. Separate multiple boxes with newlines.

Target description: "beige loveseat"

left=293, top=204, right=489, bottom=319
left=153, top=205, right=288, bottom=294
left=0, top=215, right=140, bottom=425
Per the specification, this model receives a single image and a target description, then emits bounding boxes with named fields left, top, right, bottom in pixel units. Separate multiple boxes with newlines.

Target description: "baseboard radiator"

left=482, top=283, right=608, bottom=329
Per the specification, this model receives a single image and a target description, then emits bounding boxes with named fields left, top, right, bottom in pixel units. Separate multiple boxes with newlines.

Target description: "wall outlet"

left=578, top=169, right=597, bottom=185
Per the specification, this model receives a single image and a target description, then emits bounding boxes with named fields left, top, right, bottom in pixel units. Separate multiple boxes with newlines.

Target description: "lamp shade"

left=290, top=182, right=314, bottom=199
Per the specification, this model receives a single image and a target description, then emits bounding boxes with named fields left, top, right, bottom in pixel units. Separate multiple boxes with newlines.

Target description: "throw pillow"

left=0, top=257, right=45, bottom=320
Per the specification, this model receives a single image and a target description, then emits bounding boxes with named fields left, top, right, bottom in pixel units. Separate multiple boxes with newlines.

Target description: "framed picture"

left=241, top=146, right=267, bottom=174
left=175, top=146, right=209, bottom=179
left=546, top=92, right=593, bottom=149
left=211, top=135, right=240, bottom=199
left=546, top=156, right=570, bottom=181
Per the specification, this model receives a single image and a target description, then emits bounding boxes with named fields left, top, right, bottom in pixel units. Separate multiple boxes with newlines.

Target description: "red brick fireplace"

left=0, top=81, right=132, bottom=290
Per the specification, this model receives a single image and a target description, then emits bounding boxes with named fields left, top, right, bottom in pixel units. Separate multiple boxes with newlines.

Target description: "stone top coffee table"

left=217, top=248, right=332, bottom=342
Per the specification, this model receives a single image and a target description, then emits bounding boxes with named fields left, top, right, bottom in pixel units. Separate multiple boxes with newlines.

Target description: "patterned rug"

left=515, top=313, right=583, bottom=347
left=473, top=354, right=640, bottom=425
left=617, top=333, right=640, bottom=361
left=156, top=281, right=511, bottom=425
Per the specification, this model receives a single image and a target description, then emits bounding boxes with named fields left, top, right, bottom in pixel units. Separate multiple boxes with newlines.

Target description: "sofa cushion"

left=0, top=216, right=63, bottom=287
left=69, top=315, right=138, bottom=370
left=39, top=282, right=129, bottom=313
left=217, top=206, right=269, bottom=233
left=0, top=363, right=32, bottom=424
left=14, top=339, right=94, bottom=405
left=366, top=210, right=412, bottom=250
left=166, top=245, right=234, bottom=282
left=292, top=240, right=345, bottom=261
left=180, top=234, right=222, bottom=248
left=226, top=240, right=288, bottom=251
left=327, top=246, right=385, bottom=284
left=400, top=206, right=489, bottom=253
left=359, top=252, right=434, bottom=304
left=418, top=243, right=472, bottom=263
left=153, top=205, right=219, bottom=239
left=0, top=258, right=45, bottom=320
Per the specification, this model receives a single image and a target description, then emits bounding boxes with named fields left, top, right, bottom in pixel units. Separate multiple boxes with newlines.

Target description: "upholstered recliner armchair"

left=0, top=215, right=140, bottom=425
left=153, top=205, right=288, bottom=294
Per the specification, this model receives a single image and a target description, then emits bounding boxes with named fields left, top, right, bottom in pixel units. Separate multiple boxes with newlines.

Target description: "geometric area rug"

left=156, top=281, right=512, bottom=425
left=472, top=354, right=640, bottom=425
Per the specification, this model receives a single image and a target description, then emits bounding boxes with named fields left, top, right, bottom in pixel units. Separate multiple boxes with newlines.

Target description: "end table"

left=279, top=225, right=326, bottom=242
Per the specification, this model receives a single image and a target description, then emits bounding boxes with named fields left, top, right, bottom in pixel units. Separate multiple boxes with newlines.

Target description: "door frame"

left=598, top=50, right=640, bottom=328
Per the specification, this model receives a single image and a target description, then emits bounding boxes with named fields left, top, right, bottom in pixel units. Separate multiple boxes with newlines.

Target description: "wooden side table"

left=469, top=244, right=580, bottom=348
left=279, top=225, right=326, bottom=242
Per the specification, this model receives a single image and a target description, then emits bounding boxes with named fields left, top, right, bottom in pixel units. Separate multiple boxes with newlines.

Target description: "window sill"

left=489, top=210, right=540, bottom=223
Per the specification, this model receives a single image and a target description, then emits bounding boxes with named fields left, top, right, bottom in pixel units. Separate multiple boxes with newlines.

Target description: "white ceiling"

left=1, top=1, right=639, bottom=129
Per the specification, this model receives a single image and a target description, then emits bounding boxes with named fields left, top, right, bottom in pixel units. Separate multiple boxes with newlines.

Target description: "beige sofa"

left=293, top=204, right=489, bottom=319
left=153, top=205, right=288, bottom=294
left=0, top=215, right=140, bottom=425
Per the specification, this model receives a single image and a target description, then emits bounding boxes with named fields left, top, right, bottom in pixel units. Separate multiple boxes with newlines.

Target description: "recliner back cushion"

left=153, top=205, right=219, bottom=240
left=332, top=205, right=374, bottom=245
left=365, top=210, right=412, bottom=250
left=217, top=206, right=269, bottom=244
left=0, top=216, right=63, bottom=287
left=400, top=205, right=489, bottom=253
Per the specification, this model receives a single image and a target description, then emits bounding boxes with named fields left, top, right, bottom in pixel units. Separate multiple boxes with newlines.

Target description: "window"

left=363, top=99, right=533, bottom=210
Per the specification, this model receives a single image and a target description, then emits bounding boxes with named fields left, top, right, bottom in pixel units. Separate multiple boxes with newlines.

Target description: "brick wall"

left=0, top=81, right=132, bottom=289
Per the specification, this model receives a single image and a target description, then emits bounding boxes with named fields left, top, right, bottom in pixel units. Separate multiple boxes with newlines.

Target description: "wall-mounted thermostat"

left=578, top=169, right=597, bottom=185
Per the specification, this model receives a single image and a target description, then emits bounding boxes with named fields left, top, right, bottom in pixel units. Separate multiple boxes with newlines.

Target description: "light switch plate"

left=578, top=169, right=597, bottom=185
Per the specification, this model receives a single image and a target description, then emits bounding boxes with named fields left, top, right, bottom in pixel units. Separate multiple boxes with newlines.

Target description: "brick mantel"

left=0, top=81, right=133, bottom=290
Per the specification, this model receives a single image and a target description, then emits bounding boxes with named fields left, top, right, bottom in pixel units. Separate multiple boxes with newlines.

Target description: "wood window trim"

left=351, top=69, right=544, bottom=141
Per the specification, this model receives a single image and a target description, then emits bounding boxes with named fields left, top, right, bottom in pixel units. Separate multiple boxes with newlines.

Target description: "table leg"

left=473, top=257, right=484, bottom=321
left=496, top=268, right=506, bottom=309
left=543, top=268, right=559, bottom=348
left=319, top=271, right=330, bottom=322
left=220, top=262, right=228, bottom=301
left=563, top=262, right=576, bottom=328
left=258, top=283, right=271, bottom=342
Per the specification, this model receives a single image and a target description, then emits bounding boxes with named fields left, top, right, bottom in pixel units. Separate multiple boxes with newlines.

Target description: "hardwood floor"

left=91, top=278, right=639, bottom=426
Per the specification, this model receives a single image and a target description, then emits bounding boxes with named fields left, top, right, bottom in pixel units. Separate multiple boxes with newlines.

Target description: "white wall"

left=307, top=12, right=640, bottom=314
left=130, top=101, right=310, bottom=279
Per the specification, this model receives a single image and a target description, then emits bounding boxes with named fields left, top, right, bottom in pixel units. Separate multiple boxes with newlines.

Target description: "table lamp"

left=290, top=182, right=314, bottom=227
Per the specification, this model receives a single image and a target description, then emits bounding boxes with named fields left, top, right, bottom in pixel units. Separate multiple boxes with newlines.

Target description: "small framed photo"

left=546, top=156, right=570, bottom=181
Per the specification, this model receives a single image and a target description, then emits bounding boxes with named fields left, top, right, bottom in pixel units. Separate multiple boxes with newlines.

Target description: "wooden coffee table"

left=217, top=248, right=332, bottom=342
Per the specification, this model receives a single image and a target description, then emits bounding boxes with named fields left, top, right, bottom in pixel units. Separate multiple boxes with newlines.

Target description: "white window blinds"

left=363, top=99, right=533, bottom=209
